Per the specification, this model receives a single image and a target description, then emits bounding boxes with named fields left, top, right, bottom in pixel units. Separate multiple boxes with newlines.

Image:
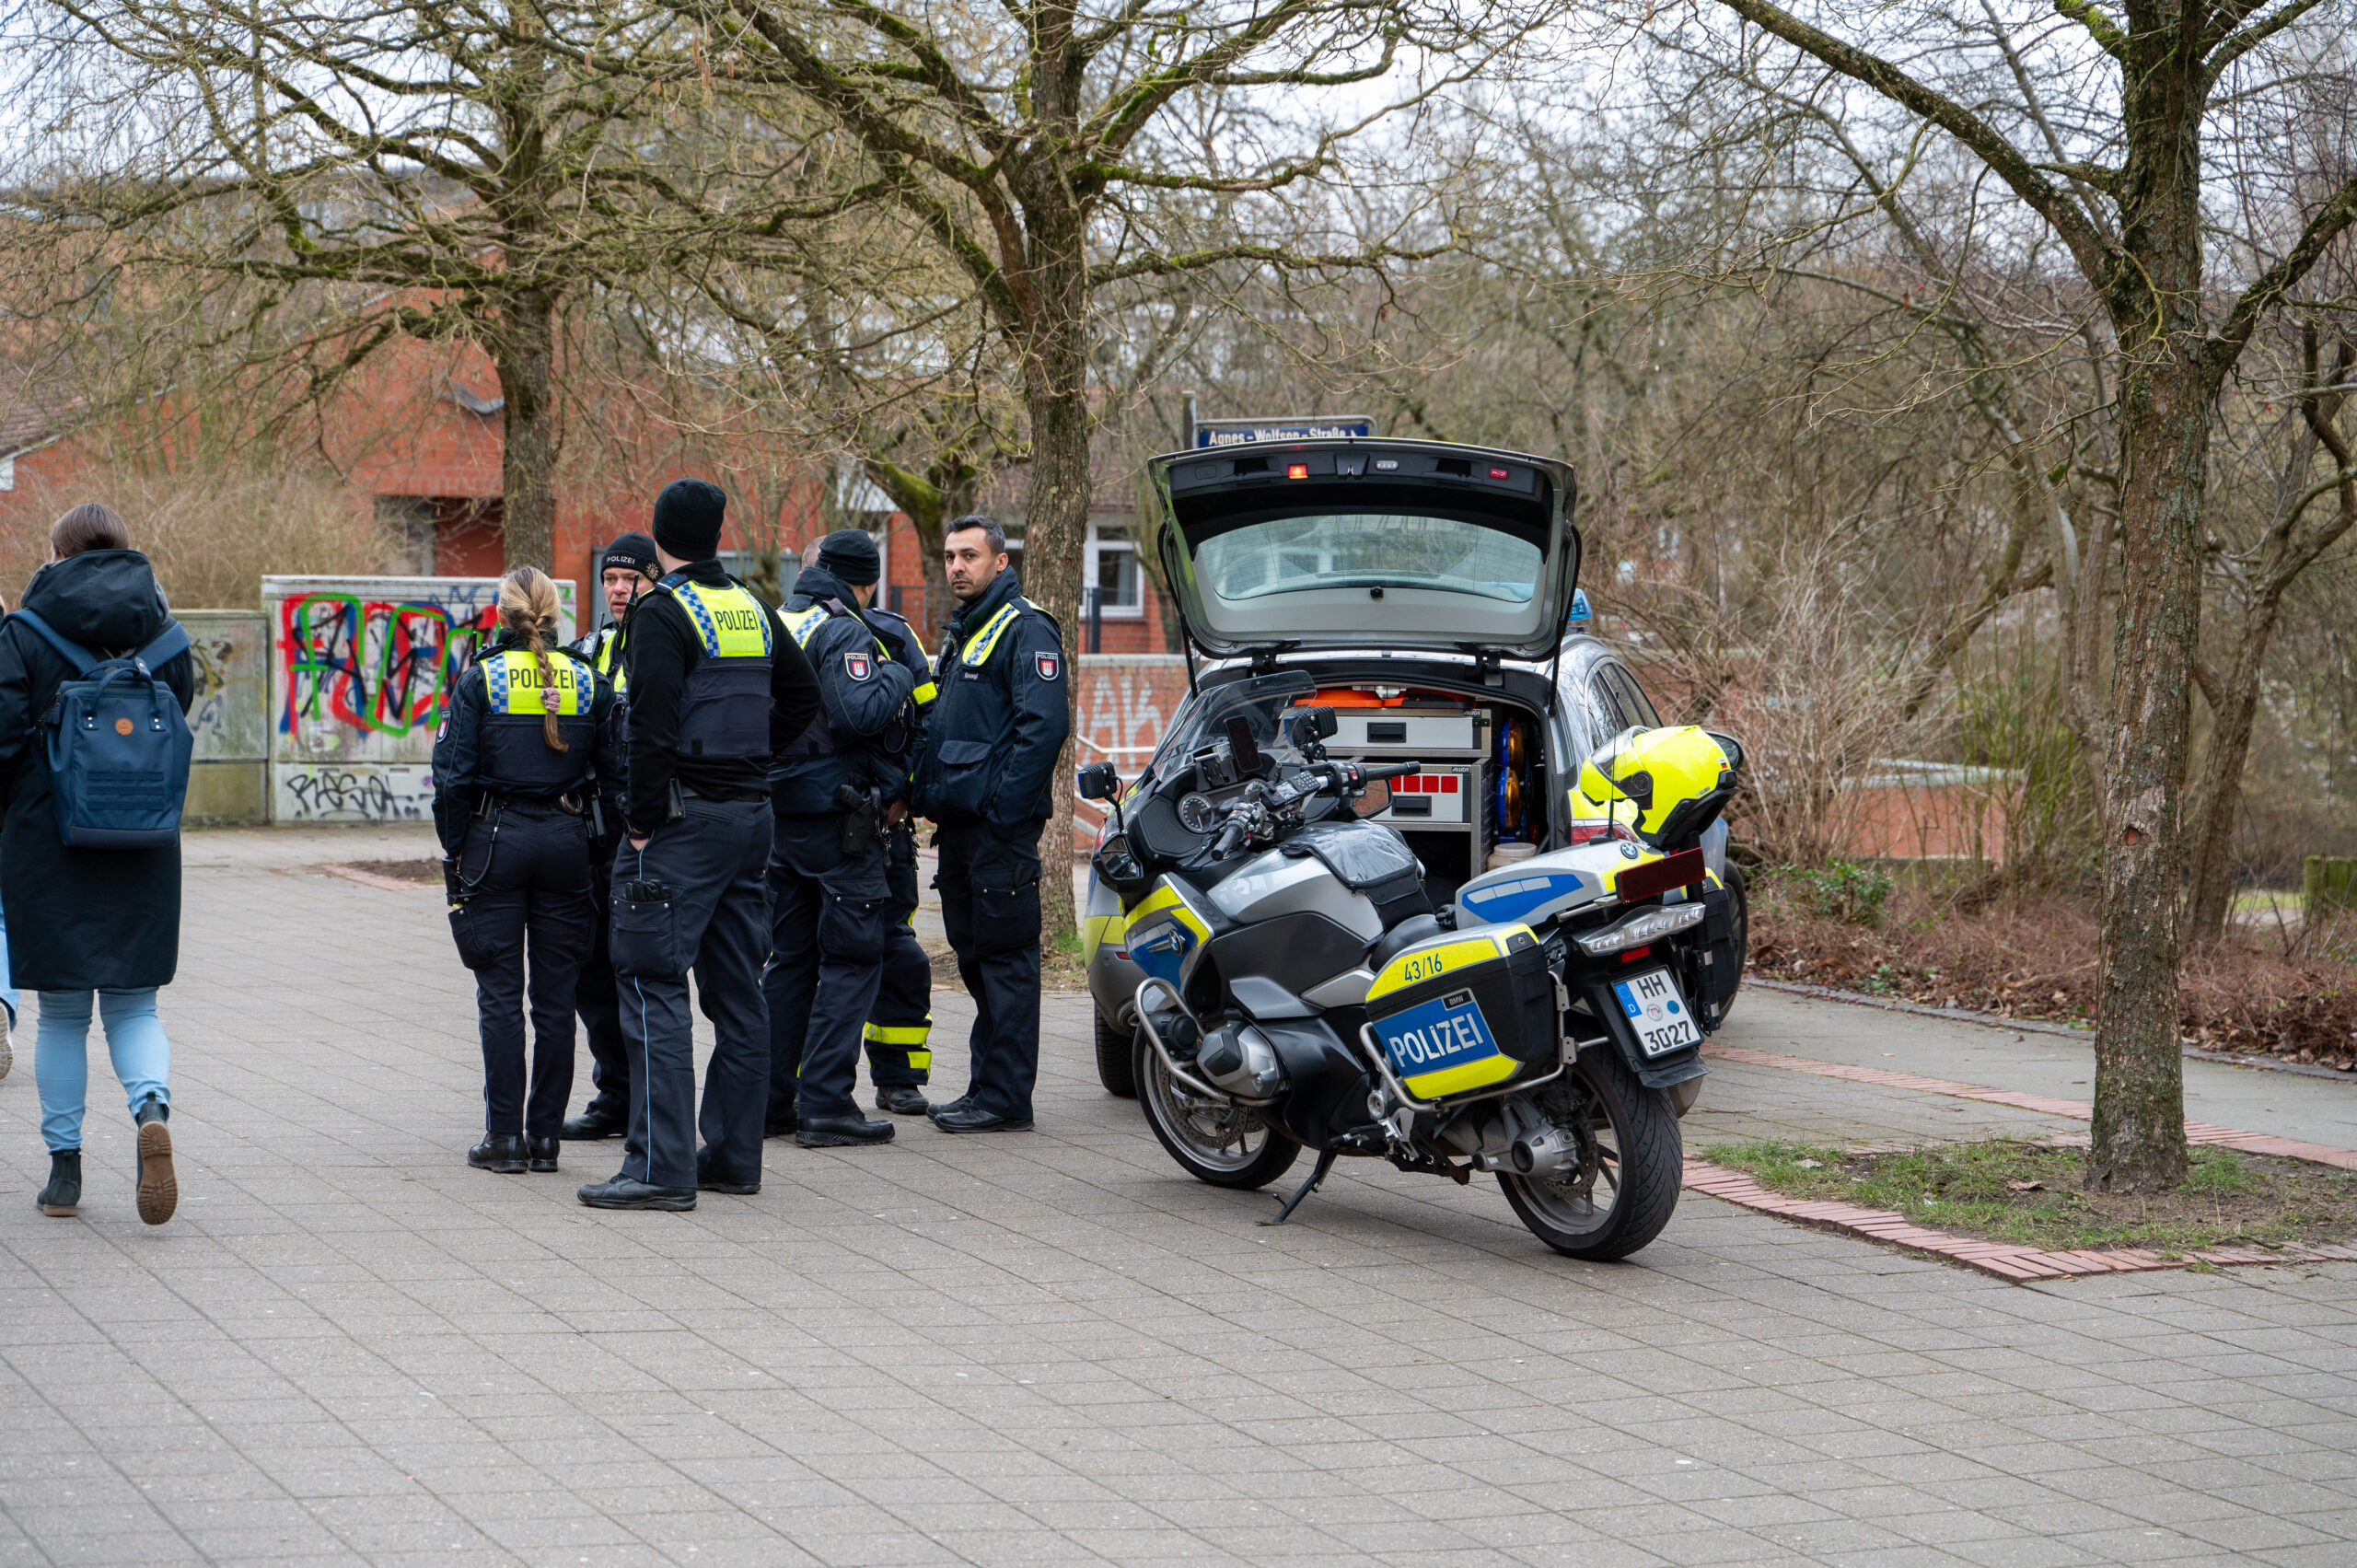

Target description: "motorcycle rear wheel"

left=1498, top=1047, right=1682, bottom=1260
left=1095, top=1011, right=1139, bottom=1098
left=1133, top=1033, right=1300, bottom=1190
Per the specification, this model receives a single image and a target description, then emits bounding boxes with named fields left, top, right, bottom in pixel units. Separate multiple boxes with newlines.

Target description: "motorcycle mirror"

left=1287, top=705, right=1338, bottom=745
left=1075, top=761, right=1120, bottom=801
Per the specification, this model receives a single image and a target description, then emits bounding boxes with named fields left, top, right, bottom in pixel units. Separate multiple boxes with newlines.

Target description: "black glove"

left=442, top=855, right=467, bottom=909
left=833, top=783, right=881, bottom=856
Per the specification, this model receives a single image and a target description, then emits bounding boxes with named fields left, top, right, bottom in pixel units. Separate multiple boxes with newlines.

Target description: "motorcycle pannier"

left=1365, top=924, right=1558, bottom=1104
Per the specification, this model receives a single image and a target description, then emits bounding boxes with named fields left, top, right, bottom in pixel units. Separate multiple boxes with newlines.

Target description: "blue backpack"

left=10, top=609, right=194, bottom=848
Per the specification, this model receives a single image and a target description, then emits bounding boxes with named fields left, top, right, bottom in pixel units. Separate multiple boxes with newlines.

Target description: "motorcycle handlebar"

left=1356, top=761, right=1422, bottom=782
left=1208, top=815, right=1252, bottom=859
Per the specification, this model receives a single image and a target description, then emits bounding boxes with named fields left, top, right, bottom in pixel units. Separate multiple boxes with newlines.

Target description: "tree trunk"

left=1018, top=282, right=1092, bottom=955
left=2183, top=597, right=2285, bottom=947
left=493, top=288, right=560, bottom=573
left=2088, top=344, right=2210, bottom=1192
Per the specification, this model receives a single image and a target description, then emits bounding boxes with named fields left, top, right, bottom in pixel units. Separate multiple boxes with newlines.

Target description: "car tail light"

left=1287, top=463, right=1309, bottom=480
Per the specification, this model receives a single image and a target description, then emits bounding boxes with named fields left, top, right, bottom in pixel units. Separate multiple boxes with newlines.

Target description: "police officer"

left=433, top=566, right=619, bottom=1176
left=559, top=531, right=660, bottom=1143
left=577, top=479, right=820, bottom=1211
left=910, top=515, right=1070, bottom=1133
left=762, top=529, right=938, bottom=1144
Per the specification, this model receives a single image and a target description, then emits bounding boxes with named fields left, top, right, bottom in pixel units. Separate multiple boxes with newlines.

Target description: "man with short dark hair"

left=910, top=515, right=1069, bottom=1133
left=577, top=480, right=819, bottom=1211
left=561, top=531, right=661, bottom=1142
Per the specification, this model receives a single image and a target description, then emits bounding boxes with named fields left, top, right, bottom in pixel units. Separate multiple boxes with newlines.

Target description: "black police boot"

left=576, top=1173, right=696, bottom=1211
left=923, top=1094, right=973, bottom=1123
left=36, top=1150, right=81, bottom=1216
left=469, top=1133, right=529, bottom=1174
left=935, top=1105, right=1034, bottom=1135
left=795, top=1114, right=895, bottom=1148
left=875, top=1085, right=931, bottom=1117
left=695, top=1146, right=760, bottom=1195
left=559, top=1103, right=627, bottom=1141
left=134, top=1096, right=177, bottom=1225
left=526, top=1136, right=560, bottom=1173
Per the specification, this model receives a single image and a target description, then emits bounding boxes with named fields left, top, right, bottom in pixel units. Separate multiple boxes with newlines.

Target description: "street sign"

left=1192, top=414, right=1376, bottom=448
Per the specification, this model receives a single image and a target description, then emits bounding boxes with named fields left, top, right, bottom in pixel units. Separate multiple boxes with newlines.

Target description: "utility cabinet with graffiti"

left=265, top=576, right=577, bottom=824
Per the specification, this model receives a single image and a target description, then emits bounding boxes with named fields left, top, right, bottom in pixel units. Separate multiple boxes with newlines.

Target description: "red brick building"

left=2, top=331, right=1180, bottom=650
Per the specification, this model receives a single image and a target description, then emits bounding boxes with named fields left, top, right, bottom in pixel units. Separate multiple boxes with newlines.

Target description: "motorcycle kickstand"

left=1261, top=1147, right=1339, bottom=1226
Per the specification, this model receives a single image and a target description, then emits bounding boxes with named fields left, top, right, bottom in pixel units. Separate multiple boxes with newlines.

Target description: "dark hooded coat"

left=0, top=551, right=195, bottom=992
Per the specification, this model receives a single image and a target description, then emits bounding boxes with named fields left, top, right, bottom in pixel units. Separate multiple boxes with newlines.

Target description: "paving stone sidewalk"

left=1, top=824, right=2353, bottom=1567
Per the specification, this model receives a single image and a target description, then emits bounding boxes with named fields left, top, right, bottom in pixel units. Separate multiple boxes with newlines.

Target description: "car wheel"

left=1717, top=863, right=1748, bottom=1018
left=1095, top=1010, right=1139, bottom=1098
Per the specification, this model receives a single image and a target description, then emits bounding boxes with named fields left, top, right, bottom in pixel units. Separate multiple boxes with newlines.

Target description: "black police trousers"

left=763, top=816, right=934, bottom=1121
left=935, top=819, right=1045, bottom=1121
left=575, top=838, right=633, bottom=1122
left=611, top=794, right=772, bottom=1191
left=451, top=801, right=593, bottom=1139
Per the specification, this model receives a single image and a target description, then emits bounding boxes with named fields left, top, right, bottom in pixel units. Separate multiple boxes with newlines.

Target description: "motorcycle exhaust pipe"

left=1508, top=1126, right=1581, bottom=1178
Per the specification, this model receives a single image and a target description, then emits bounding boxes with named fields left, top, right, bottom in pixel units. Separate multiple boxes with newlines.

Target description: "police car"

left=1080, top=437, right=1749, bottom=1102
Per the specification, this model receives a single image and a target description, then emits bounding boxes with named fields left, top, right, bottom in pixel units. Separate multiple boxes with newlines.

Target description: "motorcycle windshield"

left=1151, top=670, right=1318, bottom=784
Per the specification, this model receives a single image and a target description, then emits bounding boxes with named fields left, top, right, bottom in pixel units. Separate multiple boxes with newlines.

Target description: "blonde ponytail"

left=497, top=567, right=569, bottom=752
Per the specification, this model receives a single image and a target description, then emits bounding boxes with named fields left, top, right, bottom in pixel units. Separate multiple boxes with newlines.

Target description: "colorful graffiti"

left=277, top=592, right=500, bottom=745
left=263, top=576, right=572, bottom=824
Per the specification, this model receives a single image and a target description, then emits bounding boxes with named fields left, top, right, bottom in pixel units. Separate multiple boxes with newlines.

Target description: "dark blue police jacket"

left=911, top=570, right=1068, bottom=835
left=769, top=563, right=923, bottom=817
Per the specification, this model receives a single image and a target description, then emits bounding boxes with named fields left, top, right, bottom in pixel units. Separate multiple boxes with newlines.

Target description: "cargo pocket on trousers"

left=818, top=891, right=888, bottom=964
left=610, top=882, right=686, bottom=978
left=973, top=865, right=1041, bottom=957
left=447, top=903, right=504, bottom=971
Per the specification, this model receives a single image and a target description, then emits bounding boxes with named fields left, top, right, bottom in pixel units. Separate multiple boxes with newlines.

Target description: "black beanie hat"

left=651, top=478, right=726, bottom=562
left=816, top=528, right=881, bottom=587
left=599, top=530, right=660, bottom=579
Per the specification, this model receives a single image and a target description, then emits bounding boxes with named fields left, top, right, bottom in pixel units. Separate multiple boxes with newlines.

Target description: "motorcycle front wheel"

left=1133, top=1033, right=1301, bottom=1190
left=1498, top=1047, right=1683, bottom=1260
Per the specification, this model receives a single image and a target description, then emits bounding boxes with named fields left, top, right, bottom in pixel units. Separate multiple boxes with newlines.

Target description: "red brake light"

left=1287, top=463, right=1309, bottom=480
left=1489, top=467, right=1510, bottom=480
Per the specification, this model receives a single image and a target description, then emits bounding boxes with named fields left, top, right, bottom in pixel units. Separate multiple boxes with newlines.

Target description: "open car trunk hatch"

left=1151, top=439, right=1580, bottom=662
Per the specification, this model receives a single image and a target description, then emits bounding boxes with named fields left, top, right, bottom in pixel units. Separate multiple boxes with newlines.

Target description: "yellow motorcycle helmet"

left=1575, top=725, right=1740, bottom=850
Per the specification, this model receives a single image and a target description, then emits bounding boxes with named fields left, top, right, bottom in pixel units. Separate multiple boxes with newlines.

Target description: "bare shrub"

left=4, top=460, right=389, bottom=610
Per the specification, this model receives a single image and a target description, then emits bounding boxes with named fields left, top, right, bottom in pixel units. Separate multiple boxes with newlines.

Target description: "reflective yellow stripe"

left=668, top=580, right=773, bottom=658
left=782, top=606, right=830, bottom=647
left=1365, top=928, right=1527, bottom=1004
left=1122, top=883, right=1212, bottom=948
left=911, top=681, right=938, bottom=705
left=592, top=628, right=628, bottom=693
left=863, top=1022, right=932, bottom=1045
left=484, top=650, right=590, bottom=715
left=1403, top=1053, right=1521, bottom=1100
left=960, top=598, right=1039, bottom=668
left=905, top=1051, right=932, bottom=1070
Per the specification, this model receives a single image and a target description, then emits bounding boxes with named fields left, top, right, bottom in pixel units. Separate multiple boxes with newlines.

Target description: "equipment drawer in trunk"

left=1333, top=709, right=1482, bottom=754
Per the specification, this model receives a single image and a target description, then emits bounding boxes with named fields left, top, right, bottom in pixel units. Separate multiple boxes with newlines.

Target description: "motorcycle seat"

left=1369, top=912, right=1444, bottom=970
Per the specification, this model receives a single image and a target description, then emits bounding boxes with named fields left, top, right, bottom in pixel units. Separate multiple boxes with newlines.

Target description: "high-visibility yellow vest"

left=479, top=647, right=597, bottom=788
left=653, top=575, right=773, bottom=761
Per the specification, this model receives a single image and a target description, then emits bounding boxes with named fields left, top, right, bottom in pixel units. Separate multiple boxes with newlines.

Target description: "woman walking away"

left=433, top=567, right=617, bottom=1176
left=0, top=504, right=196, bottom=1223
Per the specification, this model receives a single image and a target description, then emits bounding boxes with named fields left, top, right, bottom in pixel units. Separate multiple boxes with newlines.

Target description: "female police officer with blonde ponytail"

left=433, top=567, right=619, bottom=1177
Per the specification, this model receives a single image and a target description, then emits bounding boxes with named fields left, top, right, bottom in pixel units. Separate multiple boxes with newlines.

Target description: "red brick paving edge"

left=1688, top=1042, right=2357, bottom=1281
left=1679, top=1158, right=2357, bottom=1282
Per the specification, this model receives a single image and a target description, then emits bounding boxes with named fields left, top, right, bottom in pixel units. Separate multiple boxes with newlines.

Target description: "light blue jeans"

left=35, top=990, right=170, bottom=1154
left=0, top=897, right=17, bottom=1028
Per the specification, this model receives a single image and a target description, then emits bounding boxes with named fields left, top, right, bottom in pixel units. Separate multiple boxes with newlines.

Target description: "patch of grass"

left=1701, top=1137, right=2357, bottom=1256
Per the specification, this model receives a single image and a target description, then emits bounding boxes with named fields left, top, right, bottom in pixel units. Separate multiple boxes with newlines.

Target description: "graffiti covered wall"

left=263, top=575, right=575, bottom=823
left=180, top=610, right=270, bottom=824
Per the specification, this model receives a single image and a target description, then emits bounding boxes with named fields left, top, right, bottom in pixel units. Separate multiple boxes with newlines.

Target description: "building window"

left=1086, top=521, right=1144, bottom=618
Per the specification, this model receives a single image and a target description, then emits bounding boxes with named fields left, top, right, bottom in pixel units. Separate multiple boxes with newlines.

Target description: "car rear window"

left=1194, top=512, right=1542, bottom=606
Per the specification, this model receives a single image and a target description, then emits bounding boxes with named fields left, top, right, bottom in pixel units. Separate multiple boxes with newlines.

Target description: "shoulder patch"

left=844, top=650, right=874, bottom=682
left=1035, top=651, right=1060, bottom=681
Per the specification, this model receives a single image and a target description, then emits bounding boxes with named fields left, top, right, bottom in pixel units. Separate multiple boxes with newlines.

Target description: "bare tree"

left=1640, top=0, right=2357, bottom=1190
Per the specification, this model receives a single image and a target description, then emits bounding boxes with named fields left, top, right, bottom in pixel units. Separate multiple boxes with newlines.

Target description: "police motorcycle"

left=1079, top=669, right=1742, bottom=1260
